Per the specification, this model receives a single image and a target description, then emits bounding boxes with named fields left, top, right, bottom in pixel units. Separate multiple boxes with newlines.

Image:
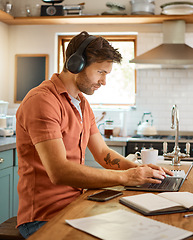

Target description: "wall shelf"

left=0, top=10, right=13, bottom=22
left=1, top=10, right=193, bottom=25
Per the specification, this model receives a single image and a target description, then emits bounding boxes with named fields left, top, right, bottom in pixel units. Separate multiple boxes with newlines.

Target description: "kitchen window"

left=58, top=34, right=136, bottom=107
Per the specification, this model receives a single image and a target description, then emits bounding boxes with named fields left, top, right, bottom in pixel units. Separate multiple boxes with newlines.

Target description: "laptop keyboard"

left=142, top=177, right=181, bottom=190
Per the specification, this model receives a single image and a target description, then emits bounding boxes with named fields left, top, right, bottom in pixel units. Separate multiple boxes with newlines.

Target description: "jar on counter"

left=98, top=120, right=114, bottom=139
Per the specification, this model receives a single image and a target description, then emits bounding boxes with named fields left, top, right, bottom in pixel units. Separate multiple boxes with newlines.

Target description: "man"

left=16, top=31, right=172, bottom=238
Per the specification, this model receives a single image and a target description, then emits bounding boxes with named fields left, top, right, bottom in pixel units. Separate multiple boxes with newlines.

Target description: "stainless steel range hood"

left=130, top=20, right=193, bottom=68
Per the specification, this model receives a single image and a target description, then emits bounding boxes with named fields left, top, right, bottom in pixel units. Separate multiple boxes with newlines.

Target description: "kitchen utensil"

left=137, top=112, right=157, bottom=136
left=130, top=0, right=155, bottom=15
left=25, top=5, right=31, bottom=17
left=0, top=117, right=6, bottom=128
left=95, top=111, right=106, bottom=124
left=161, top=1, right=193, bottom=15
left=113, top=127, right=121, bottom=137
left=42, top=0, right=64, bottom=3
left=41, top=0, right=64, bottom=16
left=0, top=101, right=8, bottom=117
left=6, top=115, right=16, bottom=132
left=63, top=4, right=84, bottom=15
left=5, top=2, right=12, bottom=14
left=63, top=4, right=84, bottom=11
left=101, top=2, right=126, bottom=15
left=0, top=128, right=14, bottom=137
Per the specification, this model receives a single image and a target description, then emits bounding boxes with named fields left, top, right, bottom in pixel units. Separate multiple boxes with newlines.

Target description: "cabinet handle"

left=0, top=158, right=4, bottom=163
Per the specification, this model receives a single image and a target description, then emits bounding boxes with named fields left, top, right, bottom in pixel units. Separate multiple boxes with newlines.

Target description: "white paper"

left=65, top=209, right=193, bottom=240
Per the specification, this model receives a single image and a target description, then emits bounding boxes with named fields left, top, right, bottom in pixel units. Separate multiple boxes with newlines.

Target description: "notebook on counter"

left=125, top=166, right=192, bottom=192
left=119, top=192, right=193, bottom=216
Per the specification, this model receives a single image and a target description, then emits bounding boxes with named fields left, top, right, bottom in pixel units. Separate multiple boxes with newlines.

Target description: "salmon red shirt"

left=16, top=74, right=99, bottom=227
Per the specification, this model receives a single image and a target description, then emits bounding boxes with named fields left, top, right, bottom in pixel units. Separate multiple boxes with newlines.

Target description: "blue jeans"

left=18, top=221, right=47, bottom=239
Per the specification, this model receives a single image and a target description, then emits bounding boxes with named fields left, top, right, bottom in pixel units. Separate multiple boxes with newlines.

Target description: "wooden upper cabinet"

left=1, top=10, right=193, bottom=25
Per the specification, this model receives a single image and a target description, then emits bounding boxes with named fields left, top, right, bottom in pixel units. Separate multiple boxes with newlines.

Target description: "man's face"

left=75, top=61, right=113, bottom=95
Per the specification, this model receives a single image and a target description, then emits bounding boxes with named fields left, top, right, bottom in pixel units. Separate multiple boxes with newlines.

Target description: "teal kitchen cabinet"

left=0, top=150, right=13, bottom=224
left=13, top=149, right=19, bottom=216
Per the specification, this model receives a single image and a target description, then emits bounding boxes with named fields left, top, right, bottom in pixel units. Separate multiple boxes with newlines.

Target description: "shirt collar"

left=50, top=73, right=68, bottom=95
left=50, top=73, right=85, bottom=103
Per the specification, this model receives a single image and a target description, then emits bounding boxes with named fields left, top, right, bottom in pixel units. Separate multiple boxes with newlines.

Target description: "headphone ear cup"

left=66, top=53, right=86, bottom=74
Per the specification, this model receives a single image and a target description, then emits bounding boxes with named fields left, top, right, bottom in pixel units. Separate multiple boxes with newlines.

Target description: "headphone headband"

left=66, top=35, right=97, bottom=74
left=76, top=35, right=96, bottom=54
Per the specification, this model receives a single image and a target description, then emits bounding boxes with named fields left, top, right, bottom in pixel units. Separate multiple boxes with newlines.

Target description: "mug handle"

left=135, top=152, right=141, bottom=159
left=135, top=152, right=142, bottom=165
left=98, top=123, right=104, bottom=136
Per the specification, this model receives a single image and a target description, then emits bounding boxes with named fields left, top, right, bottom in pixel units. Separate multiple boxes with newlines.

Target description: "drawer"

left=0, top=150, right=13, bottom=170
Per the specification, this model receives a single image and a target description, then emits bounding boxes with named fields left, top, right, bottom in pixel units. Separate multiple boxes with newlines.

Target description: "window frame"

left=57, top=34, right=137, bottom=107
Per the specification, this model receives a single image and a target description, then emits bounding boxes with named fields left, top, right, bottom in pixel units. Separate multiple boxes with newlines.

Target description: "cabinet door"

left=13, top=150, right=19, bottom=216
left=0, top=167, right=13, bottom=224
left=0, top=150, right=13, bottom=170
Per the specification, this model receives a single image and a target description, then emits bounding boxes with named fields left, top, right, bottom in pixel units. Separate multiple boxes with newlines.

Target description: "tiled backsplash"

left=135, top=69, right=193, bottom=133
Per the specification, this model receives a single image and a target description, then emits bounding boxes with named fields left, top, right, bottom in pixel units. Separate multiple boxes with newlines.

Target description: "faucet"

left=163, top=104, right=190, bottom=166
left=171, top=104, right=180, bottom=158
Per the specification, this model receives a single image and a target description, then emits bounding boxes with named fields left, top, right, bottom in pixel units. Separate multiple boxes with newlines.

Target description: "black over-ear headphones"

left=66, top=35, right=96, bottom=74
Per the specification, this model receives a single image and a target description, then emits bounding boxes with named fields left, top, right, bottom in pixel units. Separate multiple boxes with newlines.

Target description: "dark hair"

left=63, top=31, right=122, bottom=71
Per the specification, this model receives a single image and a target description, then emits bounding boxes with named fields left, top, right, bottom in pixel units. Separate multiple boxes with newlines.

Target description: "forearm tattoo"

left=104, top=153, right=120, bottom=168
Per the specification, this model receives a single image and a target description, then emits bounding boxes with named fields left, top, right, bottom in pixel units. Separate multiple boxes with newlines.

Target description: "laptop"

left=125, top=166, right=192, bottom=192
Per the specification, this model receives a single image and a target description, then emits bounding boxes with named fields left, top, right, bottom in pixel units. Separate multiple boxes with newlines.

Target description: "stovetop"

left=128, top=134, right=193, bottom=157
left=131, top=135, right=193, bottom=140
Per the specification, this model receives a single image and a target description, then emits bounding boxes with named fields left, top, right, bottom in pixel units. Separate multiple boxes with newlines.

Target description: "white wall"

left=0, top=22, right=9, bottom=102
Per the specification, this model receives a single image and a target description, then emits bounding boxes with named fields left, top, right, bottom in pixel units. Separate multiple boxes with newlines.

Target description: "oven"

left=126, top=135, right=193, bottom=160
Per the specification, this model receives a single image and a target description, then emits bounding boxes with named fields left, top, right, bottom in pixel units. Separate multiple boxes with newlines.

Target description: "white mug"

left=135, top=149, right=158, bottom=165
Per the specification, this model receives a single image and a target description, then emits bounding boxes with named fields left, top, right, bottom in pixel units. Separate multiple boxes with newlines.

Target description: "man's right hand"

left=121, top=165, right=166, bottom=186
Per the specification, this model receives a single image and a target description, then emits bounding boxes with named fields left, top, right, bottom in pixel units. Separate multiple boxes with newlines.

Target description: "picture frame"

left=14, top=54, right=49, bottom=103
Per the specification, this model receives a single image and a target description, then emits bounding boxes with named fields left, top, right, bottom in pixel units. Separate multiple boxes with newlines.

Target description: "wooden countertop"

left=28, top=162, right=193, bottom=240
